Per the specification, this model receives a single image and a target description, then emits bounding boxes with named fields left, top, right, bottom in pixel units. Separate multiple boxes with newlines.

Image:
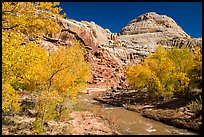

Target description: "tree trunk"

left=41, top=102, right=48, bottom=128
left=41, top=83, right=51, bottom=128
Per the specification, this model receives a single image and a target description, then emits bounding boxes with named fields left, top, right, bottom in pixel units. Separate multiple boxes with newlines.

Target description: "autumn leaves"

left=126, top=45, right=202, bottom=99
left=2, top=2, right=91, bottom=132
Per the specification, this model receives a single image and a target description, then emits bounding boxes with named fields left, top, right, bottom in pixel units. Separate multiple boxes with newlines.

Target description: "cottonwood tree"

left=2, top=2, right=63, bottom=113
left=33, top=42, right=91, bottom=130
left=2, top=2, right=91, bottom=132
left=126, top=45, right=202, bottom=99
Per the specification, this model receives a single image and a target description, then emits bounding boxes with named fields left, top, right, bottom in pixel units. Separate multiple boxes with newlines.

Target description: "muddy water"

left=77, top=90, right=197, bottom=135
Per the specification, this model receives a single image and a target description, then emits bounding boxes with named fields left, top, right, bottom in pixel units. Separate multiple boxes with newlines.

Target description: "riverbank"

left=2, top=110, right=118, bottom=135
left=2, top=90, right=118, bottom=135
left=94, top=89, right=202, bottom=134
left=2, top=88, right=201, bottom=135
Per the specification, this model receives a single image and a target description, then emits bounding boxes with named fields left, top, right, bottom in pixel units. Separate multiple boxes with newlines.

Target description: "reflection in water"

left=77, top=92, right=197, bottom=135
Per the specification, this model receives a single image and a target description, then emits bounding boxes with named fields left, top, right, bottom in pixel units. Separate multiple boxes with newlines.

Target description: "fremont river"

left=76, top=88, right=197, bottom=135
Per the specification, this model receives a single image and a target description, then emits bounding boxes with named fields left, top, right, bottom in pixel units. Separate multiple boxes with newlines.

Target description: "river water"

left=76, top=90, right=198, bottom=135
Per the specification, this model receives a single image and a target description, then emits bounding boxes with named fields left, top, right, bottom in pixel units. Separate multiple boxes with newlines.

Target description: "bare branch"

left=2, top=2, right=19, bottom=14
left=2, top=24, right=20, bottom=30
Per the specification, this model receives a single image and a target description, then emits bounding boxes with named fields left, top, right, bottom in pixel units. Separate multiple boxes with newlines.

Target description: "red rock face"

left=41, top=13, right=201, bottom=89
left=41, top=18, right=128, bottom=89
left=86, top=48, right=127, bottom=89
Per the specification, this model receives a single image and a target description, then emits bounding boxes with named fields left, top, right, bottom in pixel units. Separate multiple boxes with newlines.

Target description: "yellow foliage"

left=2, top=2, right=64, bottom=90
left=2, top=2, right=63, bottom=37
left=2, top=82, right=21, bottom=113
left=126, top=45, right=202, bottom=98
left=2, top=2, right=64, bottom=113
left=188, top=47, right=202, bottom=88
left=46, top=42, right=91, bottom=100
left=32, top=42, right=91, bottom=129
left=34, top=90, right=62, bottom=122
left=167, top=46, right=195, bottom=72
left=2, top=2, right=91, bottom=129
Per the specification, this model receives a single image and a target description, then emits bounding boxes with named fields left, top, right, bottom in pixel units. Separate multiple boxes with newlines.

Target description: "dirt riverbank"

left=2, top=110, right=118, bottom=135
left=2, top=88, right=201, bottom=135
left=94, top=89, right=202, bottom=134
left=2, top=89, right=118, bottom=135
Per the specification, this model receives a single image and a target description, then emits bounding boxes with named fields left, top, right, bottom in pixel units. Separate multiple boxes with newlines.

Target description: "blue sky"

left=59, top=2, right=202, bottom=38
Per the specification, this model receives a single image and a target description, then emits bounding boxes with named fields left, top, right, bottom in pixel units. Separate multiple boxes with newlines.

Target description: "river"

left=76, top=89, right=198, bottom=135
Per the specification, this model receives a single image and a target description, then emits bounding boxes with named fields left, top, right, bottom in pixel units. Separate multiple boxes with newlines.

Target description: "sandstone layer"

left=40, top=12, right=202, bottom=88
